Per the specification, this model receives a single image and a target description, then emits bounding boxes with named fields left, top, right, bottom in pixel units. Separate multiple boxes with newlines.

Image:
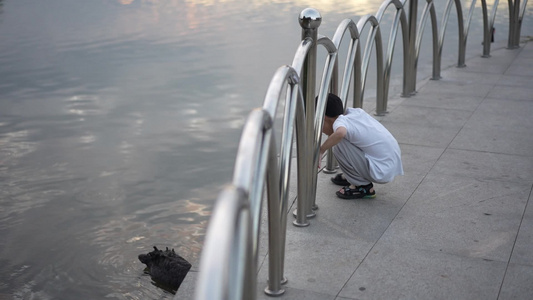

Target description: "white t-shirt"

left=333, top=108, right=404, bottom=182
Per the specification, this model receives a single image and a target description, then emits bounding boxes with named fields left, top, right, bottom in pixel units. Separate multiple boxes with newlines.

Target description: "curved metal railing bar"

left=437, top=0, right=467, bottom=76
left=195, top=186, right=252, bottom=300
left=195, top=2, right=529, bottom=299
left=453, top=0, right=466, bottom=67
left=292, top=32, right=340, bottom=226
left=481, top=0, right=500, bottom=56
left=376, top=0, right=410, bottom=113
left=322, top=19, right=361, bottom=174
left=196, top=107, right=267, bottom=300
left=413, top=0, right=439, bottom=84
left=230, top=107, right=273, bottom=300
left=232, top=105, right=274, bottom=299
left=507, top=0, right=528, bottom=48
left=517, top=0, right=530, bottom=45
left=508, top=0, right=516, bottom=46
left=232, top=107, right=273, bottom=298
left=263, top=66, right=305, bottom=296
left=331, top=19, right=361, bottom=110
left=404, top=0, right=418, bottom=96
left=290, top=38, right=317, bottom=227
left=307, top=35, right=339, bottom=212
left=461, top=0, right=477, bottom=62
left=197, top=64, right=305, bottom=299
left=357, top=15, right=385, bottom=114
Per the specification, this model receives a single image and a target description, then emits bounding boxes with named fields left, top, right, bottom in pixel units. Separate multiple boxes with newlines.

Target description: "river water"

left=0, top=0, right=531, bottom=299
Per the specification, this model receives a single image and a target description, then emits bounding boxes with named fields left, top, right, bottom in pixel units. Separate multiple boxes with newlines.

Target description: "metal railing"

left=194, top=0, right=528, bottom=299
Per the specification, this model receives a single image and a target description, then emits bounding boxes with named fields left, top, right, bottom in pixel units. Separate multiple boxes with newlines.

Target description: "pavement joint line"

left=496, top=183, right=533, bottom=299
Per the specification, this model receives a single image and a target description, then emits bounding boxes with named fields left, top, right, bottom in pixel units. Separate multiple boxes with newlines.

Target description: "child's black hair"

left=324, top=93, right=343, bottom=117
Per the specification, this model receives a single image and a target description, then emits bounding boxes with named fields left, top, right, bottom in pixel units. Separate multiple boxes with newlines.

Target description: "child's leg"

left=332, top=139, right=373, bottom=186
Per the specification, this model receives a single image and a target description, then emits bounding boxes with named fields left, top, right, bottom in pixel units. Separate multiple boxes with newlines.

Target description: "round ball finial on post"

left=298, top=8, right=322, bottom=30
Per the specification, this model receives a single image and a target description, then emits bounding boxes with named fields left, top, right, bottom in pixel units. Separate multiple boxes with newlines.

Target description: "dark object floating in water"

left=138, top=246, right=192, bottom=292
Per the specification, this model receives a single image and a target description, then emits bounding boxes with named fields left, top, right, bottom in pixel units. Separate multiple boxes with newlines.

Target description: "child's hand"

left=318, top=151, right=325, bottom=169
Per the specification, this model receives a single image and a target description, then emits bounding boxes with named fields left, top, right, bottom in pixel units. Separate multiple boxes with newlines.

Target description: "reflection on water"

left=0, top=0, right=530, bottom=298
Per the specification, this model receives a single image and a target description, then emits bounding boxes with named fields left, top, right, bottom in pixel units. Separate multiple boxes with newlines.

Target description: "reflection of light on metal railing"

left=195, top=1, right=528, bottom=299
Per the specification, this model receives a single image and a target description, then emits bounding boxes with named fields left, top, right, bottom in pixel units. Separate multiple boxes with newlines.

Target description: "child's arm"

left=320, top=126, right=347, bottom=157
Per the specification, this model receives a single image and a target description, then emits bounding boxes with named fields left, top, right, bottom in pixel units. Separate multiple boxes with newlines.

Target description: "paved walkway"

left=252, top=41, right=533, bottom=299
left=176, top=41, right=532, bottom=299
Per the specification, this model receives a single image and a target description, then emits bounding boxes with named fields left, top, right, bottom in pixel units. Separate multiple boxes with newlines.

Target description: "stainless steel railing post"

left=323, top=149, right=337, bottom=173
left=294, top=8, right=321, bottom=225
left=311, top=41, right=338, bottom=209
left=263, top=68, right=300, bottom=296
left=355, top=16, right=383, bottom=115
left=265, top=136, right=284, bottom=296
left=414, top=1, right=438, bottom=83
left=403, top=0, right=418, bottom=97
left=508, top=0, right=517, bottom=48
left=454, top=0, right=467, bottom=67
left=377, top=0, right=410, bottom=105
left=323, top=59, right=339, bottom=174
left=293, top=90, right=310, bottom=228
left=508, top=0, right=523, bottom=49
left=517, top=0, right=528, bottom=46
left=481, top=0, right=492, bottom=56
left=460, top=0, right=476, bottom=65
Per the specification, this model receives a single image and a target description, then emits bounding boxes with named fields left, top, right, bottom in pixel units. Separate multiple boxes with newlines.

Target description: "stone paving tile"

left=256, top=228, right=373, bottom=297
left=507, top=62, right=533, bottom=77
left=379, top=173, right=530, bottom=262
left=506, top=49, right=533, bottom=76
left=417, top=79, right=494, bottom=98
left=398, top=92, right=485, bottom=111
left=460, top=97, right=533, bottom=132
left=338, top=244, right=507, bottom=300
left=429, top=148, right=533, bottom=184
left=499, top=263, right=533, bottom=299
left=461, top=48, right=521, bottom=74
left=450, top=125, right=533, bottom=156
left=383, top=121, right=462, bottom=148
left=380, top=105, right=473, bottom=128
left=518, top=41, right=533, bottom=56
left=498, top=74, right=533, bottom=87
left=380, top=104, right=472, bottom=148
left=398, top=143, right=445, bottom=175
left=509, top=190, right=533, bottom=266
left=310, top=172, right=415, bottom=243
left=450, top=97, right=533, bottom=156
left=439, top=68, right=503, bottom=84
left=486, top=85, right=533, bottom=101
